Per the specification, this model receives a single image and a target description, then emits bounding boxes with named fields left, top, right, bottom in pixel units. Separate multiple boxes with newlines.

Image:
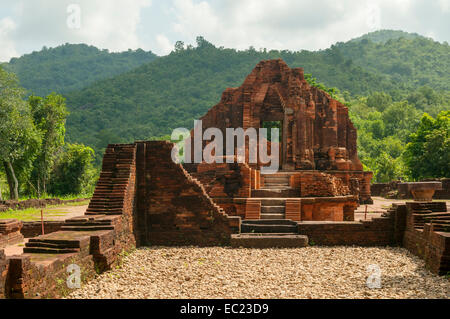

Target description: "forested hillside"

left=3, top=43, right=158, bottom=96
left=348, top=29, right=423, bottom=44
left=337, top=34, right=450, bottom=94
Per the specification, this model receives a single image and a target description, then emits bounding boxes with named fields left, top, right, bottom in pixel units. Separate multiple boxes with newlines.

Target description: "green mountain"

left=337, top=32, right=449, bottom=94
left=4, top=43, right=158, bottom=96
left=348, top=29, right=424, bottom=44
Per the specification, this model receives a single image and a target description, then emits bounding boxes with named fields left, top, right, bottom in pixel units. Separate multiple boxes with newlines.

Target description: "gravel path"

left=68, top=246, right=450, bottom=299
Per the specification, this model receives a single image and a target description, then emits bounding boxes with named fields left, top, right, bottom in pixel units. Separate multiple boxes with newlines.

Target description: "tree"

left=366, top=92, right=392, bottom=112
left=403, top=111, right=449, bottom=180
left=29, top=93, right=68, bottom=197
left=174, top=41, right=185, bottom=52
left=0, top=67, right=41, bottom=199
left=382, top=101, right=421, bottom=139
left=47, top=143, right=96, bottom=195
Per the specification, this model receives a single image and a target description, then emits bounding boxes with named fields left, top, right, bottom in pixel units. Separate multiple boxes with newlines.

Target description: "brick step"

left=241, top=219, right=298, bottom=233
left=25, top=241, right=74, bottom=249
left=28, top=237, right=83, bottom=247
left=64, top=221, right=112, bottom=226
left=86, top=208, right=122, bottom=215
left=428, top=220, right=450, bottom=224
left=261, top=185, right=291, bottom=189
left=413, top=212, right=449, bottom=217
left=90, top=196, right=125, bottom=200
left=241, top=224, right=298, bottom=233
left=231, top=233, right=308, bottom=248
left=242, top=219, right=297, bottom=226
left=260, top=213, right=285, bottom=219
left=88, top=201, right=124, bottom=206
left=261, top=206, right=285, bottom=213
left=93, top=188, right=127, bottom=192
left=263, top=177, right=290, bottom=183
left=259, top=199, right=286, bottom=206
left=252, top=189, right=299, bottom=198
left=23, top=247, right=80, bottom=254
left=61, top=225, right=115, bottom=231
left=88, top=204, right=124, bottom=209
left=89, top=197, right=125, bottom=202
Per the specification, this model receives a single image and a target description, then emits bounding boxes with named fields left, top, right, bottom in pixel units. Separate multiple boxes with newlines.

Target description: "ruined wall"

left=194, top=59, right=366, bottom=174
left=298, top=172, right=350, bottom=197
left=0, top=219, right=23, bottom=248
left=0, top=249, right=7, bottom=299
left=402, top=202, right=449, bottom=275
left=371, top=178, right=450, bottom=200
left=21, top=221, right=64, bottom=238
left=136, top=141, right=240, bottom=246
left=193, top=159, right=253, bottom=199
left=298, top=215, right=400, bottom=246
left=2, top=143, right=138, bottom=299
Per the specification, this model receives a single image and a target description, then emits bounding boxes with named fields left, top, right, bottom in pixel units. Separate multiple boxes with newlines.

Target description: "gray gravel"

left=68, top=246, right=450, bottom=299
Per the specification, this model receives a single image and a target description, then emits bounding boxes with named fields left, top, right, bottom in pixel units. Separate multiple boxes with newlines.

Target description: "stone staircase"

left=414, top=212, right=450, bottom=232
left=260, top=199, right=285, bottom=219
left=251, top=174, right=299, bottom=198
left=409, top=202, right=450, bottom=232
left=86, top=144, right=135, bottom=215
left=23, top=230, right=92, bottom=254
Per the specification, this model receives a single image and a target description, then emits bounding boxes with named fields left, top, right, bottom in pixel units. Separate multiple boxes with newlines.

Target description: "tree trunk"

left=0, top=184, right=3, bottom=201
left=3, top=161, right=18, bottom=200
left=3, top=161, right=14, bottom=200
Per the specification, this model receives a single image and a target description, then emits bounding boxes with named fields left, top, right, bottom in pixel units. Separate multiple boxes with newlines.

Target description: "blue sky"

left=0, top=0, right=449, bottom=62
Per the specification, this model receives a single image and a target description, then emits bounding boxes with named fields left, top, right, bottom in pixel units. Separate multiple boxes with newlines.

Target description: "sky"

left=0, top=0, right=449, bottom=62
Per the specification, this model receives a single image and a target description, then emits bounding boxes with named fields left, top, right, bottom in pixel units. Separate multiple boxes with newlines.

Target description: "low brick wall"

left=401, top=202, right=450, bottom=275
left=403, top=225, right=450, bottom=275
left=427, top=178, right=450, bottom=199
left=0, top=198, right=90, bottom=213
left=21, top=221, right=65, bottom=238
left=372, top=178, right=450, bottom=199
left=297, top=215, right=402, bottom=246
left=6, top=241, right=97, bottom=298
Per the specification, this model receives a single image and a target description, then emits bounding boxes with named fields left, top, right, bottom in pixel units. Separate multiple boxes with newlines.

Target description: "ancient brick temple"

left=185, top=59, right=373, bottom=222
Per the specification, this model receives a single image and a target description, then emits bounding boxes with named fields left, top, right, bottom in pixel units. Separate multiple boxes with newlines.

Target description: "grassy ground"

left=0, top=200, right=90, bottom=221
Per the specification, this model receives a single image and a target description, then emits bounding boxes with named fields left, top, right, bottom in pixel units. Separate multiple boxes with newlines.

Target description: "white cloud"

left=0, top=17, right=18, bottom=62
left=168, top=0, right=448, bottom=52
left=2, top=0, right=151, bottom=60
left=156, top=34, right=173, bottom=55
left=438, top=0, right=450, bottom=12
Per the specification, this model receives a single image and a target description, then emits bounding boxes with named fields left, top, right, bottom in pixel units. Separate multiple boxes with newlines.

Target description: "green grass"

left=0, top=208, right=69, bottom=221
left=17, top=194, right=92, bottom=201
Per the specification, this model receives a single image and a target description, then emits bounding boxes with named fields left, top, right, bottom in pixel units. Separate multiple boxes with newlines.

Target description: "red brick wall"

left=136, top=141, right=239, bottom=246
left=21, top=221, right=64, bottom=238
left=402, top=202, right=449, bottom=275
left=0, top=220, right=23, bottom=248
left=297, top=216, right=396, bottom=246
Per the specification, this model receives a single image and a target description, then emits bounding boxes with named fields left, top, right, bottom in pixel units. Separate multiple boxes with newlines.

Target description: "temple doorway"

left=261, top=121, right=282, bottom=170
